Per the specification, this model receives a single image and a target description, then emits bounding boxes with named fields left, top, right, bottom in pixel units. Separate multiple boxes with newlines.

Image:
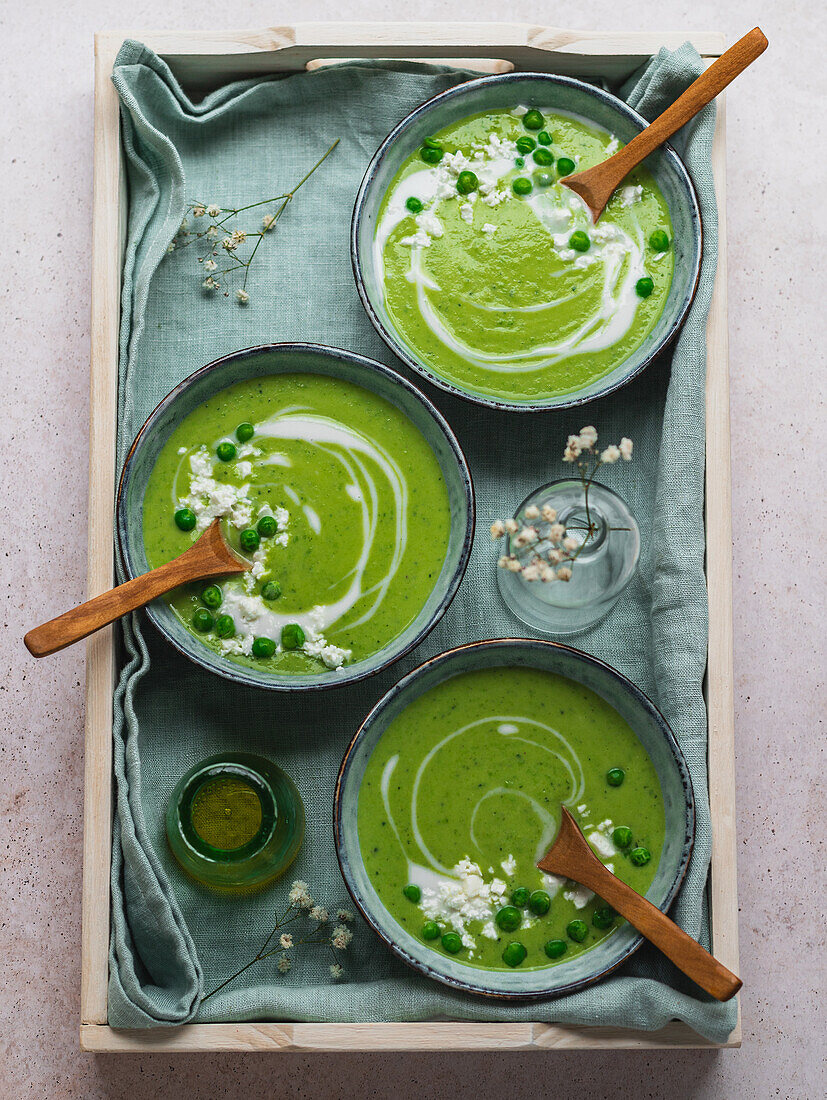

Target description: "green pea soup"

left=357, top=666, right=665, bottom=971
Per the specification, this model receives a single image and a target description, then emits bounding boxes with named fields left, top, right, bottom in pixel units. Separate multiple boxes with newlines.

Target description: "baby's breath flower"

left=548, top=523, right=565, bottom=544
left=235, top=288, right=250, bottom=304
left=206, top=225, right=219, bottom=239
left=562, top=535, right=578, bottom=552
left=279, top=932, right=293, bottom=949
left=330, top=963, right=344, bottom=979
left=513, top=526, right=538, bottom=549
left=564, top=435, right=582, bottom=462
left=179, top=217, right=189, bottom=234
left=557, top=566, right=573, bottom=582
left=524, top=504, right=540, bottom=520
left=522, top=563, right=541, bottom=581
left=601, top=445, right=621, bottom=464
left=222, top=236, right=237, bottom=252
left=579, top=425, right=598, bottom=448
left=310, top=905, right=329, bottom=923
left=619, top=437, right=633, bottom=461
left=504, top=518, right=519, bottom=535
left=231, top=229, right=247, bottom=245
left=490, top=519, right=505, bottom=539
left=331, top=925, right=353, bottom=950
left=539, top=562, right=556, bottom=582
left=202, top=275, right=220, bottom=291
left=547, top=548, right=563, bottom=565
left=277, top=955, right=292, bottom=974
left=167, top=241, right=176, bottom=253
left=541, top=504, right=557, bottom=523
left=262, top=213, right=277, bottom=232
left=336, top=909, right=354, bottom=923
left=204, top=258, right=217, bottom=272
left=505, top=557, right=522, bottom=573
left=289, top=880, right=314, bottom=908
left=206, top=203, right=221, bottom=217
left=192, top=205, right=206, bottom=217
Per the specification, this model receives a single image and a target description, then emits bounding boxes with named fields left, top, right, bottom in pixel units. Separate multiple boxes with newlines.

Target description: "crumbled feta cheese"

left=481, top=222, right=497, bottom=235
left=564, top=882, right=595, bottom=909
left=620, top=184, right=643, bottom=206
left=500, top=854, right=517, bottom=876
left=417, top=859, right=508, bottom=945
left=588, top=830, right=616, bottom=859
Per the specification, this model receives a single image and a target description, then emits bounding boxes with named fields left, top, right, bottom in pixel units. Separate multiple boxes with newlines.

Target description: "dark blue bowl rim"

left=116, top=342, right=476, bottom=693
left=334, top=637, right=696, bottom=1000
left=350, top=71, right=703, bottom=412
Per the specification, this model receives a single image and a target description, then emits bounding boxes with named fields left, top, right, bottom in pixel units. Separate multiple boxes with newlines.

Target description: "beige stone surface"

left=1, top=1, right=824, bottom=1097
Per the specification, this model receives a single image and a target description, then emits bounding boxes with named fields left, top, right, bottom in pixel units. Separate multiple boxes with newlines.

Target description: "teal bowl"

left=352, top=72, right=702, bottom=412
left=334, top=639, right=694, bottom=998
left=117, top=344, right=475, bottom=691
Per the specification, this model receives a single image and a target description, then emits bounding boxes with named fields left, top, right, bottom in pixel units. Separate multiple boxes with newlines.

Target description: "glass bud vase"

left=497, top=479, right=640, bottom=636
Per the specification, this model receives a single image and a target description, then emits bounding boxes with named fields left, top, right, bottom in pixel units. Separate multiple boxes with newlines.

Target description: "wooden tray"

left=80, top=23, right=739, bottom=1053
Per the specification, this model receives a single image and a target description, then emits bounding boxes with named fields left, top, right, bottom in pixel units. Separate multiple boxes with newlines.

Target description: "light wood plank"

left=79, top=1019, right=740, bottom=1053
left=80, top=31, right=125, bottom=1027
left=83, top=24, right=738, bottom=1051
left=703, top=90, right=742, bottom=1046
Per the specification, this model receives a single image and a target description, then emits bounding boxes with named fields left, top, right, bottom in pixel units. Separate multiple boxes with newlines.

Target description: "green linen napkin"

left=108, top=41, right=737, bottom=1042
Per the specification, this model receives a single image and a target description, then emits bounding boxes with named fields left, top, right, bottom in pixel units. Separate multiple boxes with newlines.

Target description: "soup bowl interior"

left=335, top=639, right=694, bottom=998
left=352, top=72, right=702, bottom=411
left=117, top=343, right=474, bottom=691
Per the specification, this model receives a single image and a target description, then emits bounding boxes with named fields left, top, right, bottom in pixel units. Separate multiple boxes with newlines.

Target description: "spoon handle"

left=604, top=28, right=767, bottom=184
left=24, top=522, right=246, bottom=657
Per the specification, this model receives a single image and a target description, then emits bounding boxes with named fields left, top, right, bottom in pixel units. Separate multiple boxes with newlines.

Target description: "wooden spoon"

left=537, top=807, right=741, bottom=1001
left=562, top=27, right=768, bottom=221
left=24, top=519, right=249, bottom=658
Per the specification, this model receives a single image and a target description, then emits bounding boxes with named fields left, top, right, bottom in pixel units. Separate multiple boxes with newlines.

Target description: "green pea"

left=423, top=137, right=442, bottom=150
left=215, top=614, right=235, bottom=638
left=635, top=277, right=654, bottom=298
left=502, top=941, right=527, bottom=968
left=512, top=177, right=532, bottom=197
left=537, top=130, right=553, bottom=145
left=174, top=508, right=196, bottom=532
left=405, top=196, right=424, bottom=214
left=403, top=884, right=421, bottom=903
left=239, top=528, right=260, bottom=553
left=281, top=623, right=305, bottom=650
left=515, top=135, right=536, bottom=154
left=420, top=146, right=443, bottom=165
left=567, top=919, right=589, bottom=943
left=456, top=170, right=478, bottom=195
left=201, top=584, right=222, bottom=609
left=251, top=636, right=276, bottom=659
left=612, top=826, right=633, bottom=849
left=649, top=229, right=670, bottom=252
left=422, top=920, right=440, bottom=940
left=261, top=581, right=282, bottom=601
left=529, top=889, right=551, bottom=916
left=257, top=515, right=278, bottom=538
left=235, top=422, right=254, bottom=443
left=593, top=905, right=615, bottom=930
left=495, top=905, right=522, bottom=933
left=534, top=171, right=554, bottom=188
left=441, top=932, right=462, bottom=954
left=511, top=887, right=531, bottom=908
left=533, top=147, right=554, bottom=167
left=606, top=767, right=625, bottom=787
left=216, top=441, right=237, bottom=462
left=556, top=156, right=576, bottom=176
left=569, top=231, right=591, bottom=253
left=192, top=608, right=214, bottom=633
left=544, top=938, right=567, bottom=959
left=523, top=109, right=544, bottom=131
left=630, top=846, right=652, bottom=867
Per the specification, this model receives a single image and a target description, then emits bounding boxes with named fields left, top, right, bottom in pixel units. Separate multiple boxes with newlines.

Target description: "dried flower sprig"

left=167, top=140, right=339, bottom=305
left=201, top=879, right=355, bottom=1001
left=491, top=426, right=633, bottom=582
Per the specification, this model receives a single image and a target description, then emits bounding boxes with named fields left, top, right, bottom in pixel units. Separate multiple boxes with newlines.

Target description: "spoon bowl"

left=538, top=807, right=741, bottom=1001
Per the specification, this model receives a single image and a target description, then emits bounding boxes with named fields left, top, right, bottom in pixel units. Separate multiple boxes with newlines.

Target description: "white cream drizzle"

left=376, top=108, right=651, bottom=374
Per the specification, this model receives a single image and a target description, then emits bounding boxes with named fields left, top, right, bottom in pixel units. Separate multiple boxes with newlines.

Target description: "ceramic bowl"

left=351, top=72, right=702, bottom=412
left=117, top=343, right=474, bottom=691
left=334, top=638, right=695, bottom=999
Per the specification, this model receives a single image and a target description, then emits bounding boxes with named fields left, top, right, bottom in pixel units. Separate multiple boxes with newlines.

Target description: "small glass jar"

left=166, top=752, right=304, bottom=890
left=497, top=479, right=640, bottom=636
